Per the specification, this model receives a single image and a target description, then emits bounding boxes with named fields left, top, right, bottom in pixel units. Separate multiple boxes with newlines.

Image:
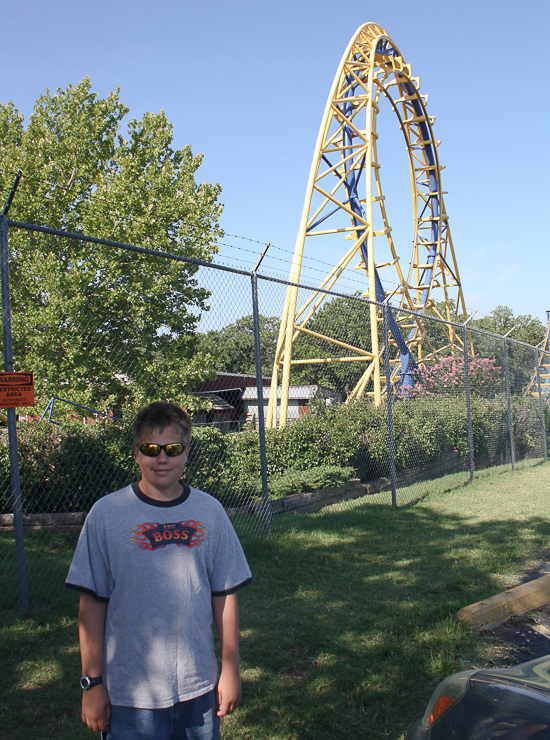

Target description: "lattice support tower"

left=525, top=311, right=550, bottom=400
left=267, top=22, right=468, bottom=428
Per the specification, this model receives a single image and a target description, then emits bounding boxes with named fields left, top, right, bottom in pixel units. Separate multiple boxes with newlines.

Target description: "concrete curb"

left=457, top=574, right=550, bottom=631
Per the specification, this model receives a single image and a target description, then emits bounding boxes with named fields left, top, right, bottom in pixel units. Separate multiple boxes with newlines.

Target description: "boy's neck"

left=138, top=479, right=184, bottom=502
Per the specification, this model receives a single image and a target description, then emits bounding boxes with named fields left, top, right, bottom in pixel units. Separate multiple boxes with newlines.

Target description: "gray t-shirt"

left=66, top=483, right=252, bottom=708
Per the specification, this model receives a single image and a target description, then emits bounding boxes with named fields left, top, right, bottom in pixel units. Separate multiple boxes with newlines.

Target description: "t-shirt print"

left=127, top=520, right=209, bottom=550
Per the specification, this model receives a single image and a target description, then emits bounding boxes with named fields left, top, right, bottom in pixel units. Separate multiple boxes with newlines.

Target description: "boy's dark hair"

left=133, top=401, right=192, bottom=446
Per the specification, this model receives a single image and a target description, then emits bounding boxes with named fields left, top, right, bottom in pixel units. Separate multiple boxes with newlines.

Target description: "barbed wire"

left=0, top=175, right=518, bottom=326
left=215, top=236, right=375, bottom=293
left=217, top=234, right=503, bottom=323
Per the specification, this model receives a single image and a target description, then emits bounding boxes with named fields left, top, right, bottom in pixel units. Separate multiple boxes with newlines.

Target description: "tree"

left=410, top=355, right=503, bottom=398
left=473, top=306, right=545, bottom=346
left=198, top=315, right=280, bottom=378
left=281, top=297, right=545, bottom=399
left=469, top=306, right=545, bottom=395
left=418, top=299, right=468, bottom=358
left=0, top=78, right=223, bottom=411
left=290, top=295, right=373, bottom=395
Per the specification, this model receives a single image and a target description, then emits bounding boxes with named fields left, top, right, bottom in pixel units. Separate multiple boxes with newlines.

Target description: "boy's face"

left=134, top=425, right=189, bottom=500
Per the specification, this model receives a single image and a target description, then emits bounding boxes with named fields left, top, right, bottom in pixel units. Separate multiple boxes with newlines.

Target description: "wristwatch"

left=80, top=674, right=103, bottom=690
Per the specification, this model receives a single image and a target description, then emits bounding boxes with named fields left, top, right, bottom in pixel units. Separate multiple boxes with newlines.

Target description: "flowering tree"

left=411, top=355, right=503, bottom=398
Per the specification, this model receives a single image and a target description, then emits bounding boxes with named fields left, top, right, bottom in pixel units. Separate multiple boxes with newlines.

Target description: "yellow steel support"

left=268, top=23, right=468, bottom=427
left=524, top=312, right=550, bottom=399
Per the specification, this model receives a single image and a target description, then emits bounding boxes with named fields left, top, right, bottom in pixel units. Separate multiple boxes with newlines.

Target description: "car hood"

left=473, top=655, right=550, bottom=693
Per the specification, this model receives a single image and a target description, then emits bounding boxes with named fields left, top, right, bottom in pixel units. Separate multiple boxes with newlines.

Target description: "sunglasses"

left=137, top=443, right=186, bottom=457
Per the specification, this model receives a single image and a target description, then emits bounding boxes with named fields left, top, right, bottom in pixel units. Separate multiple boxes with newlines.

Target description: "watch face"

left=80, top=675, right=91, bottom=690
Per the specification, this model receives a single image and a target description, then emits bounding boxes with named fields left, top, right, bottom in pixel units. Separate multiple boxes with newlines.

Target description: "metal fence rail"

left=0, top=218, right=548, bottom=613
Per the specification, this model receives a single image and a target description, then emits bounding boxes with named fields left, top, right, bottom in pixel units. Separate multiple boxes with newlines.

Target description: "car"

left=405, top=655, right=550, bottom=739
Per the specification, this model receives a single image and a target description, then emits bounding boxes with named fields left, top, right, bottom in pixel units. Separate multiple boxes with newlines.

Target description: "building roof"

left=192, top=392, right=236, bottom=411
left=193, top=371, right=272, bottom=393
left=242, top=385, right=343, bottom=401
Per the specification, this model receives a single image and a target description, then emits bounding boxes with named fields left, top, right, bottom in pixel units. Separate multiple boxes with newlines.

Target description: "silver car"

left=405, top=655, right=550, bottom=739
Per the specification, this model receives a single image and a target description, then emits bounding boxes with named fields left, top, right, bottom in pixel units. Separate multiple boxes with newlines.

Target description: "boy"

left=66, top=401, right=252, bottom=740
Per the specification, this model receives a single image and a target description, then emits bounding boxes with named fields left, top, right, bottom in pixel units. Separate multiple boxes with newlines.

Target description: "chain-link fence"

left=1, top=219, right=548, bottom=614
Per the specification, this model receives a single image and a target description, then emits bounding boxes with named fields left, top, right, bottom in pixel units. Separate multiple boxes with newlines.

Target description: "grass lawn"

left=1, top=460, right=550, bottom=739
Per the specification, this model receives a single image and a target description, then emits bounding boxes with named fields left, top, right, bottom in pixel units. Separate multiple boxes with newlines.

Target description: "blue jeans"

left=103, top=689, right=219, bottom=740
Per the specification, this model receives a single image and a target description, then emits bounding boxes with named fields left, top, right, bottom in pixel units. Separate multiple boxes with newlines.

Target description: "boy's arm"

left=212, top=593, right=241, bottom=717
left=79, top=593, right=111, bottom=733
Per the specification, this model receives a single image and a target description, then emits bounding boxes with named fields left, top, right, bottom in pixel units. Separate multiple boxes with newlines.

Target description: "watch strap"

left=80, top=674, right=103, bottom=690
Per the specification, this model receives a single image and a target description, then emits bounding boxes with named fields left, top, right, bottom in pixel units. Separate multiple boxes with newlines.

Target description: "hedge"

left=0, top=393, right=547, bottom=514
left=250, top=465, right=356, bottom=500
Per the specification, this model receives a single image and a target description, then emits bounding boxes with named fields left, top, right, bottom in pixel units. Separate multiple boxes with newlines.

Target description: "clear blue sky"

left=2, top=0, right=549, bottom=324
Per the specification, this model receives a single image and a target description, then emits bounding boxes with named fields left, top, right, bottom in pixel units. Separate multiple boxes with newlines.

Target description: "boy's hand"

left=82, top=684, right=111, bottom=733
left=216, top=665, right=242, bottom=716
left=213, top=593, right=242, bottom=717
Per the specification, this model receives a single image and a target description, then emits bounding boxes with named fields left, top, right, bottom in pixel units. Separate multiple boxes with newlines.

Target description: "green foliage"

left=0, top=421, right=135, bottom=514
left=185, top=426, right=236, bottom=505
left=290, top=295, right=374, bottom=394
left=258, top=465, right=355, bottom=499
left=469, top=306, right=545, bottom=395
left=197, top=393, right=545, bottom=498
left=413, top=355, right=503, bottom=399
left=0, top=78, right=223, bottom=409
left=409, top=303, right=544, bottom=400
left=391, top=398, right=445, bottom=469
left=474, top=305, right=545, bottom=345
left=511, top=397, right=549, bottom=459
left=197, top=315, right=280, bottom=377
left=420, top=299, right=467, bottom=353
left=2, top=391, right=546, bottom=515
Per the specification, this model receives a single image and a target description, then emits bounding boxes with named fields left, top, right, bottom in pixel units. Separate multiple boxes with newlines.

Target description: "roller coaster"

left=525, top=311, right=550, bottom=400
left=267, top=22, right=468, bottom=428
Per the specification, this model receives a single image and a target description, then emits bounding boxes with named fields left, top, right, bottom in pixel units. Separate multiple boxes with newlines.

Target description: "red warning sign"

left=0, top=372, right=34, bottom=408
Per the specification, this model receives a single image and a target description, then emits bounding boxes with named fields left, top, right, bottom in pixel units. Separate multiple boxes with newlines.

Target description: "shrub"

left=0, top=420, right=134, bottom=514
left=186, top=426, right=229, bottom=496
left=413, top=355, right=503, bottom=398
left=1, top=392, right=545, bottom=515
left=253, top=465, right=355, bottom=499
left=187, top=426, right=257, bottom=508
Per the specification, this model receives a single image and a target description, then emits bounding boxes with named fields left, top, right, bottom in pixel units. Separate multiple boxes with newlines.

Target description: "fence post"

left=535, top=348, right=548, bottom=463
left=382, top=302, right=397, bottom=507
left=0, top=215, right=29, bottom=614
left=462, top=325, right=475, bottom=482
left=251, top=245, right=271, bottom=535
left=502, top=335, right=516, bottom=470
